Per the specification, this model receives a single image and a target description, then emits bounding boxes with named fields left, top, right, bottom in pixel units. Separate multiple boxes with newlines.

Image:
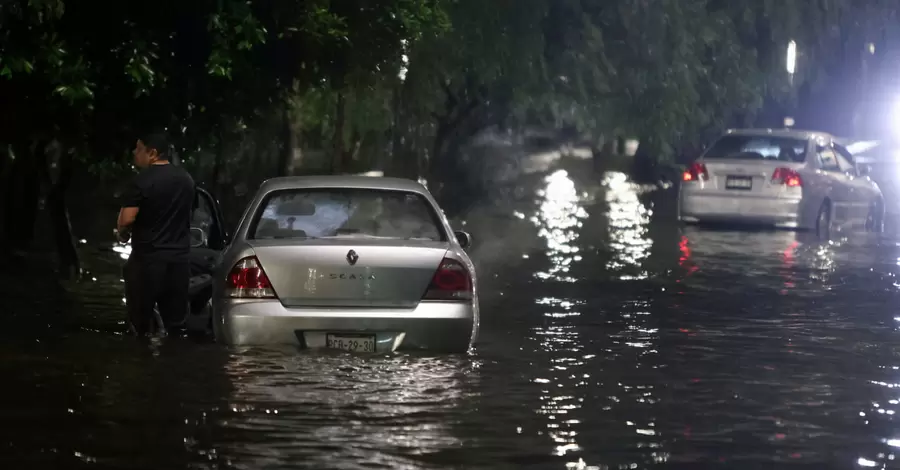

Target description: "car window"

left=251, top=188, right=446, bottom=241
left=833, top=144, right=858, bottom=175
left=818, top=147, right=841, bottom=172
left=703, top=135, right=807, bottom=163
left=835, top=153, right=855, bottom=174
left=192, top=193, right=214, bottom=233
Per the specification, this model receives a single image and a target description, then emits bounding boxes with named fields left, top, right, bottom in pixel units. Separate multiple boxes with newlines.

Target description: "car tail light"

left=225, top=256, right=277, bottom=298
left=772, top=167, right=802, bottom=187
left=682, top=163, right=708, bottom=182
left=422, top=258, right=473, bottom=301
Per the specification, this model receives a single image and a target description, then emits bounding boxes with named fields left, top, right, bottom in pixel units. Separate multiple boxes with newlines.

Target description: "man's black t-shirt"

left=121, top=164, right=195, bottom=261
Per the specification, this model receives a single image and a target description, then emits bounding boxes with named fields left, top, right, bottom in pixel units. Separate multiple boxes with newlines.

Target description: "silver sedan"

left=211, top=175, right=479, bottom=353
left=678, top=128, right=884, bottom=236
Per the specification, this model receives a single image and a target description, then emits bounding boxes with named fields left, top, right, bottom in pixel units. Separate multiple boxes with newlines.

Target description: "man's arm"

left=116, top=178, right=143, bottom=242
left=116, top=207, right=139, bottom=241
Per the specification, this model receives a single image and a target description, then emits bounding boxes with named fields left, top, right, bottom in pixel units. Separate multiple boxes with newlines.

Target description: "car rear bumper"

left=213, top=299, right=477, bottom=352
left=679, top=192, right=804, bottom=228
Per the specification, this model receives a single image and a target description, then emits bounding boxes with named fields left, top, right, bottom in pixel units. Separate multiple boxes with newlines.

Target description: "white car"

left=209, top=175, right=479, bottom=353
left=678, top=128, right=884, bottom=236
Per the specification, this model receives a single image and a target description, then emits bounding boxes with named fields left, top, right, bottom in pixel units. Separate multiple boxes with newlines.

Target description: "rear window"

left=704, top=135, right=808, bottom=163
left=250, top=188, right=446, bottom=241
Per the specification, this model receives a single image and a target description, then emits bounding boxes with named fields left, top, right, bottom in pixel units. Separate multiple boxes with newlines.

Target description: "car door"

left=833, top=144, right=872, bottom=224
left=192, top=186, right=229, bottom=251
left=815, top=144, right=853, bottom=224
left=834, top=143, right=880, bottom=222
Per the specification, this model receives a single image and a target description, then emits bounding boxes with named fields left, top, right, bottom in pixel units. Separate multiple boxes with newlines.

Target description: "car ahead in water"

left=678, top=128, right=884, bottom=236
left=208, top=175, right=478, bottom=353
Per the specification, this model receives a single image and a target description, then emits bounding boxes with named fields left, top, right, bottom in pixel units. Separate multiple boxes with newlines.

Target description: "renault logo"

left=346, top=249, right=359, bottom=266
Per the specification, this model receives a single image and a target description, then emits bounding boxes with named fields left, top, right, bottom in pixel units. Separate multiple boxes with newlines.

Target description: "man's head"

left=133, top=132, right=170, bottom=169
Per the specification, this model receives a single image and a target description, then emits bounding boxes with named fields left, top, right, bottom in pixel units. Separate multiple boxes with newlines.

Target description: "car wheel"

left=866, top=198, right=884, bottom=233
left=816, top=201, right=832, bottom=239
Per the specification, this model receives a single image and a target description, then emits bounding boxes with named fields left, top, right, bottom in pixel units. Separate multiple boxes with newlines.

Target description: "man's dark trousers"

left=123, top=254, right=190, bottom=336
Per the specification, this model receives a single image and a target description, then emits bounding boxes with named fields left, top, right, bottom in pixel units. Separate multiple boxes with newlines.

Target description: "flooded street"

left=4, top=160, right=900, bottom=469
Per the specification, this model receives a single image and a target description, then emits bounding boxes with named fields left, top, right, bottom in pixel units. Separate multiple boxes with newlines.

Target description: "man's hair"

left=140, top=132, right=170, bottom=160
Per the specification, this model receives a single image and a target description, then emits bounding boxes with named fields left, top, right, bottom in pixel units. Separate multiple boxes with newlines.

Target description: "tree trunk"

left=631, top=140, right=659, bottom=185
left=211, top=129, right=225, bottom=195
left=2, top=142, right=43, bottom=251
left=48, top=151, right=80, bottom=280
left=332, top=91, right=346, bottom=173
left=388, top=82, right=402, bottom=175
left=0, top=146, right=8, bottom=183
left=277, top=102, right=293, bottom=176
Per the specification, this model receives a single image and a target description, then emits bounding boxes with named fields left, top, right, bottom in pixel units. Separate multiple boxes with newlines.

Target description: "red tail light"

left=422, top=258, right=473, bottom=301
left=225, top=256, right=277, bottom=298
left=771, top=167, right=802, bottom=187
left=682, top=163, right=708, bottom=182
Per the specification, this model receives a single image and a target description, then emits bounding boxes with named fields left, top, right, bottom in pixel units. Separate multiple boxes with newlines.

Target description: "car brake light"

left=682, top=163, right=708, bottom=182
left=225, top=256, right=277, bottom=298
left=422, top=258, right=473, bottom=301
left=772, top=168, right=802, bottom=187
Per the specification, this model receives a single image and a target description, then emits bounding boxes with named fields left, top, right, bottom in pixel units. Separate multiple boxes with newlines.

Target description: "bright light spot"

left=112, top=242, right=132, bottom=260
left=786, top=40, right=797, bottom=74
left=398, top=39, right=409, bottom=82
left=846, top=140, right=879, bottom=155
left=398, top=55, right=408, bottom=82
left=857, top=457, right=877, bottom=467
left=888, top=100, right=900, bottom=136
left=869, top=42, right=876, bottom=54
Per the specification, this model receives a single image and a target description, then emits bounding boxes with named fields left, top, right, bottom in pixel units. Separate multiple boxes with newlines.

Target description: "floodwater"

left=3, top=159, right=900, bottom=469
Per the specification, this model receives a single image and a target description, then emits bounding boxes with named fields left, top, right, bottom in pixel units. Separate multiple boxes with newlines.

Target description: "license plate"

left=725, top=176, right=752, bottom=190
left=326, top=334, right=376, bottom=353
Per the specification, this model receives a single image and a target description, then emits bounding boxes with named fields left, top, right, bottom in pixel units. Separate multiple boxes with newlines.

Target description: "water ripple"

left=5, top=163, right=900, bottom=469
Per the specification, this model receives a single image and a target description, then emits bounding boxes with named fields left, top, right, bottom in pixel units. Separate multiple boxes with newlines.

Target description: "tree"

left=0, top=0, right=442, bottom=276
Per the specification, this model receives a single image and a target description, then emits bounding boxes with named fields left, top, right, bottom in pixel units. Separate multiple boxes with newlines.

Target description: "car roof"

left=257, top=175, right=430, bottom=194
left=724, top=128, right=835, bottom=141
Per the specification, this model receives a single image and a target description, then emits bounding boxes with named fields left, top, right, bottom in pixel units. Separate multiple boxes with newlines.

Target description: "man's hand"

left=115, top=228, right=131, bottom=243
left=116, top=206, right=139, bottom=243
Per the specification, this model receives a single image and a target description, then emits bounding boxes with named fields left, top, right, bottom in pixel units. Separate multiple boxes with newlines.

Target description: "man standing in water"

left=116, top=133, right=195, bottom=336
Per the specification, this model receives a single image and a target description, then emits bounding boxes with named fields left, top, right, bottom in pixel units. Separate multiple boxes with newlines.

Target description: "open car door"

left=185, top=186, right=228, bottom=334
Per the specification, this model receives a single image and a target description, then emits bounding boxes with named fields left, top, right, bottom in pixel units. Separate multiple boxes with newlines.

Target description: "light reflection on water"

left=530, top=170, right=588, bottom=283
left=14, top=161, right=900, bottom=468
left=857, top=363, right=900, bottom=468
left=529, top=170, right=591, bottom=464
left=112, top=241, right=132, bottom=260
left=602, top=172, right=653, bottom=280
left=219, top=350, right=479, bottom=469
left=601, top=172, right=666, bottom=464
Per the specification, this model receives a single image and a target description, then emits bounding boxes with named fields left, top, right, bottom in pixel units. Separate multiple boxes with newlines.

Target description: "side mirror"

left=454, top=230, right=472, bottom=249
left=857, top=163, right=872, bottom=176
left=190, top=227, right=208, bottom=248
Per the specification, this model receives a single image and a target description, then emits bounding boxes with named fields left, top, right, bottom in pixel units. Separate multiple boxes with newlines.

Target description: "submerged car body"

left=678, top=128, right=884, bottom=235
left=211, top=175, right=478, bottom=353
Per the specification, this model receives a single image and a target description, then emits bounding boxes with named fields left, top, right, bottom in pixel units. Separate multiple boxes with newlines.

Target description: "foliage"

left=1, top=0, right=897, bottom=173
left=0, top=0, right=445, bottom=168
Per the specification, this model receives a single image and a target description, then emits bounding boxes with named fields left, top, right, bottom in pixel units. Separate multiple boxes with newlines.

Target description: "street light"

left=785, top=40, right=797, bottom=127
left=786, top=40, right=797, bottom=84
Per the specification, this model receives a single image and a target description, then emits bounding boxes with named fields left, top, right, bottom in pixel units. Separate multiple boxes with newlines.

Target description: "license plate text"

left=726, top=176, right=752, bottom=189
left=326, top=334, right=376, bottom=353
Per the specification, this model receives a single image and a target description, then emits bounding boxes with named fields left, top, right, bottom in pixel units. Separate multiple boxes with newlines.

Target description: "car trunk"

left=249, top=237, right=449, bottom=308
left=700, top=159, right=804, bottom=197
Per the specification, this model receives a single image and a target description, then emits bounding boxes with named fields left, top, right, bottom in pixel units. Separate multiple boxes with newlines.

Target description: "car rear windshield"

left=704, top=135, right=808, bottom=163
left=250, top=188, right=447, bottom=241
